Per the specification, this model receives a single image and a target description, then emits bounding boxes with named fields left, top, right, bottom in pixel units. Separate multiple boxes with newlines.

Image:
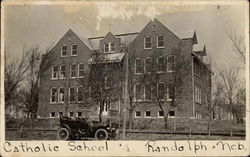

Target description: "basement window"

left=50, top=112, right=55, bottom=118
left=169, top=110, right=175, bottom=118
left=145, top=110, right=151, bottom=118
left=135, top=111, right=141, bottom=118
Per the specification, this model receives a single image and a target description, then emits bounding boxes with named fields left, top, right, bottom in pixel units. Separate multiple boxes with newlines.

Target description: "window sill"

left=167, top=70, right=175, bottom=73
left=49, top=102, right=57, bottom=104
left=134, top=73, right=143, bottom=75
left=156, top=71, right=165, bottom=74
left=157, top=46, right=165, bottom=49
left=51, top=78, right=58, bottom=80
left=144, top=48, right=152, bottom=50
left=158, top=116, right=164, bottom=118
left=71, top=54, right=78, bottom=57
left=61, top=56, right=67, bottom=58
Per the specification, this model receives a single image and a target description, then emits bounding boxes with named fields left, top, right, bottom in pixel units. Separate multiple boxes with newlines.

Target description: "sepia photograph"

left=1, top=0, right=249, bottom=156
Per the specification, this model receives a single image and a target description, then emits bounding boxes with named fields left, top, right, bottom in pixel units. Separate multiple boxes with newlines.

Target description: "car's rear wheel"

left=57, top=128, right=69, bottom=140
left=95, top=129, right=108, bottom=140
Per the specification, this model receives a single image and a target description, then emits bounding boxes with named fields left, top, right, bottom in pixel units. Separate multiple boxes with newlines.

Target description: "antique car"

left=57, top=116, right=118, bottom=140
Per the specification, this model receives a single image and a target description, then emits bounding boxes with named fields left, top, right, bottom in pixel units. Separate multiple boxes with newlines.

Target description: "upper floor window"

left=104, top=42, right=115, bottom=53
left=157, top=56, right=165, bottom=72
left=58, top=87, right=65, bottom=103
left=157, top=82, right=165, bottom=100
left=145, top=58, right=152, bottom=73
left=77, top=86, right=83, bottom=102
left=144, top=36, right=152, bottom=49
left=70, top=64, right=77, bottom=78
left=78, top=63, right=84, bottom=78
left=195, top=84, right=201, bottom=104
left=145, top=84, right=152, bottom=100
left=194, top=62, right=202, bottom=78
left=50, top=88, right=57, bottom=103
left=157, top=34, right=164, bottom=48
left=71, top=44, right=77, bottom=56
left=135, top=58, right=143, bottom=74
left=52, top=65, right=59, bottom=79
left=69, top=87, right=75, bottom=102
left=60, top=65, right=66, bottom=79
left=167, top=55, right=175, bottom=72
left=167, top=84, right=175, bottom=101
left=135, top=83, right=143, bottom=101
left=61, top=45, right=67, bottom=57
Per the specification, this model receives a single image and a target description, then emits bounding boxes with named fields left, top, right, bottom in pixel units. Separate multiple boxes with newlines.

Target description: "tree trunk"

left=164, top=116, right=168, bottom=129
left=128, top=110, right=133, bottom=130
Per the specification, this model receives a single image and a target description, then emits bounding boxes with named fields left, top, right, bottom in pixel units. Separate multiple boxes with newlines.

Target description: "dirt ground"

left=5, top=130, right=244, bottom=141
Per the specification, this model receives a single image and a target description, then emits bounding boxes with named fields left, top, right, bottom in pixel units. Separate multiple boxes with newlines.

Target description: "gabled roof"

left=88, top=32, right=139, bottom=50
left=74, top=30, right=94, bottom=50
left=175, top=29, right=198, bottom=44
left=193, top=44, right=206, bottom=56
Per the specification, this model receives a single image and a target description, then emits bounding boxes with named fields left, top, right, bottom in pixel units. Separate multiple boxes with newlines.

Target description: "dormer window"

left=104, top=42, right=115, bottom=53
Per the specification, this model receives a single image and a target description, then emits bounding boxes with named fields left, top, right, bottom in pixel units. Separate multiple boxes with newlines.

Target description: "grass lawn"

left=5, top=130, right=244, bottom=141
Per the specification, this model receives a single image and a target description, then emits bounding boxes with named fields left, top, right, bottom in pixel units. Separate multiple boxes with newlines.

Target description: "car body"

left=57, top=116, right=118, bottom=140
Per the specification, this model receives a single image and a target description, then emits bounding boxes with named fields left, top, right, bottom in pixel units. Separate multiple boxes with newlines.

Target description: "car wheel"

left=95, top=129, right=108, bottom=140
left=57, top=128, right=69, bottom=140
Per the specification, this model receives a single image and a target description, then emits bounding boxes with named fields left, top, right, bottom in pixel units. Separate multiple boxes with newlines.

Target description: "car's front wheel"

left=57, top=128, right=69, bottom=140
left=95, top=129, right=108, bottom=140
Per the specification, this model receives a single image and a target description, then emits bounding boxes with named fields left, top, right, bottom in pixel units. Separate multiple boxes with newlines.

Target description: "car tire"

left=57, top=128, right=69, bottom=140
left=95, top=129, right=108, bottom=140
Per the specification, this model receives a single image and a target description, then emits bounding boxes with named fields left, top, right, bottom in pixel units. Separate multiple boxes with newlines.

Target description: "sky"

left=3, top=1, right=247, bottom=80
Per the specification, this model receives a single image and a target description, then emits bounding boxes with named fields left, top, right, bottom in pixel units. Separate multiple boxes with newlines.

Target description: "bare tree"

left=21, top=46, right=55, bottom=119
left=4, top=49, right=28, bottom=118
left=218, top=66, right=240, bottom=136
left=86, top=51, right=124, bottom=123
left=227, top=29, right=246, bottom=64
left=133, top=47, right=189, bottom=129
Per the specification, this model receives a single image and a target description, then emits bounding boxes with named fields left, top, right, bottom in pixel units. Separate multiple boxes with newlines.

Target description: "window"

left=61, top=45, right=67, bottom=57
left=77, top=86, right=83, bottom=102
left=135, top=111, right=141, bottom=118
left=50, top=112, right=55, bottom=118
left=195, top=84, right=201, bottom=104
left=144, top=36, right=152, bottom=49
left=157, top=34, right=164, bottom=48
left=104, top=42, right=115, bottom=53
left=145, top=84, right=152, bottom=100
left=50, top=88, right=57, bottom=103
left=194, top=62, right=202, bottom=77
left=169, top=110, right=175, bottom=118
left=158, top=111, right=164, bottom=118
left=70, top=64, right=77, bottom=78
left=157, top=57, right=165, bottom=72
left=77, top=112, right=82, bottom=117
left=52, top=65, right=59, bottom=79
left=58, top=112, right=63, bottom=118
left=71, top=44, right=77, bottom=56
left=145, top=110, right=151, bottom=118
left=135, top=58, right=143, bottom=74
left=167, top=84, right=175, bottom=101
left=135, top=84, right=143, bottom=101
left=145, top=58, right=152, bottom=73
left=167, top=55, right=175, bottom=72
left=68, top=111, right=74, bottom=118
left=69, top=87, right=75, bottom=102
left=157, top=82, right=164, bottom=100
left=78, top=63, right=84, bottom=78
left=60, top=65, right=66, bottom=79
left=58, top=87, right=64, bottom=103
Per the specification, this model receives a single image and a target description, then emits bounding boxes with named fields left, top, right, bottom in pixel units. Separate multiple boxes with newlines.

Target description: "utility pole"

left=122, top=50, right=129, bottom=139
